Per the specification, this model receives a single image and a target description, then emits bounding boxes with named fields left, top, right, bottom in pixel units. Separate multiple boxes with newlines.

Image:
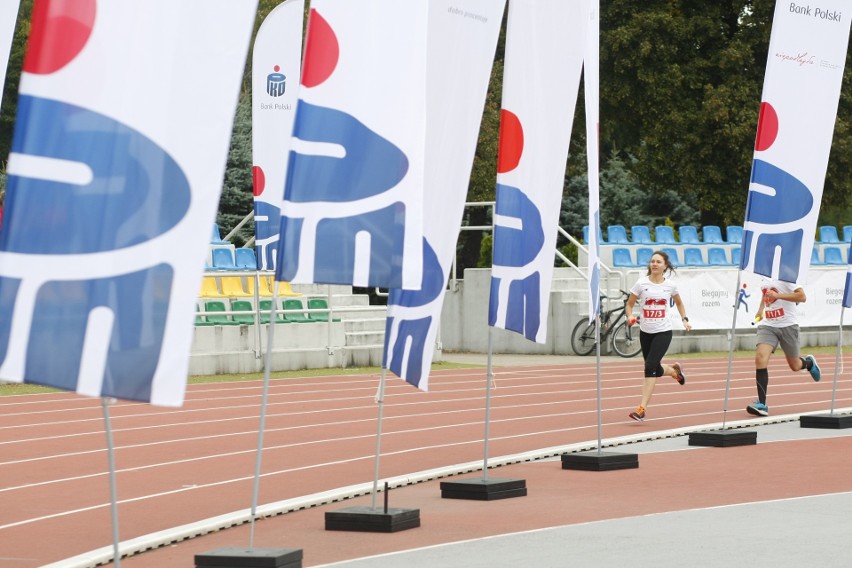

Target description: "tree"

left=217, top=93, right=254, bottom=246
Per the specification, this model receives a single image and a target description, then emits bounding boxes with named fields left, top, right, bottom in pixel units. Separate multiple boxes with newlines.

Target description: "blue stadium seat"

left=819, top=225, right=840, bottom=244
left=679, top=226, right=700, bottom=244
left=683, top=247, right=705, bottom=266
left=655, top=226, right=677, bottom=244
left=731, top=247, right=741, bottom=266
left=211, top=223, right=228, bottom=244
left=636, top=247, right=654, bottom=266
left=726, top=225, right=743, bottom=244
left=583, top=225, right=605, bottom=244
left=607, top=225, right=629, bottom=244
left=823, top=246, right=845, bottom=265
left=211, top=248, right=239, bottom=270
left=707, top=247, right=729, bottom=266
left=843, top=225, right=852, bottom=243
left=234, top=248, right=257, bottom=270
left=612, top=247, right=636, bottom=268
left=661, top=247, right=681, bottom=266
left=810, top=248, right=823, bottom=265
left=631, top=226, right=653, bottom=244
left=703, top=225, right=725, bottom=244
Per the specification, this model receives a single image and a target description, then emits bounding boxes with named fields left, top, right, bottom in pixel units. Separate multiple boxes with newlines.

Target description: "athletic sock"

left=756, top=368, right=769, bottom=405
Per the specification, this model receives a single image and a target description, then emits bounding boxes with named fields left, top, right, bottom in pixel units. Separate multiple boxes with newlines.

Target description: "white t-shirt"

left=629, top=276, right=679, bottom=333
left=760, top=278, right=800, bottom=328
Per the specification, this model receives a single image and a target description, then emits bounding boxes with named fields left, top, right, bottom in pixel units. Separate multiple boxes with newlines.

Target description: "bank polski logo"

left=267, top=65, right=286, bottom=97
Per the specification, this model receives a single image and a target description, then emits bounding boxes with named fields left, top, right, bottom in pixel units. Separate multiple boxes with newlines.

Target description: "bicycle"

left=570, top=290, right=641, bottom=357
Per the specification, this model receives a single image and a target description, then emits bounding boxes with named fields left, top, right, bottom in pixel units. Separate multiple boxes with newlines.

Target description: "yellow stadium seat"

left=219, top=276, right=252, bottom=297
left=199, top=276, right=224, bottom=298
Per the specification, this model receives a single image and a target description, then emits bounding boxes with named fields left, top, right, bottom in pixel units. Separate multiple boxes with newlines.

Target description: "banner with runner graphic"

left=0, top=0, right=256, bottom=406
left=0, top=0, right=19, bottom=116
left=740, top=1, right=851, bottom=284
left=585, top=1, right=600, bottom=323
left=383, top=0, right=505, bottom=390
left=252, top=0, right=305, bottom=271
left=276, top=0, right=428, bottom=289
left=487, top=0, right=588, bottom=343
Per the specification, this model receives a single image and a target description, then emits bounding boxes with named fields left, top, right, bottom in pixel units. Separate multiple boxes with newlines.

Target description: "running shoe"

left=673, top=362, right=686, bottom=385
left=805, top=354, right=821, bottom=382
left=746, top=401, right=769, bottom=416
left=629, top=406, right=646, bottom=421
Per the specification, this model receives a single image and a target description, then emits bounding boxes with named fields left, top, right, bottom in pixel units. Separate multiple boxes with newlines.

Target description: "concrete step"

left=344, top=317, right=387, bottom=333
left=345, top=330, right=386, bottom=346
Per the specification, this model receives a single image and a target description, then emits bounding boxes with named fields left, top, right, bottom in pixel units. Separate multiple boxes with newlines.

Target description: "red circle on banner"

left=24, top=0, right=96, bottom=74
left=754, top=101, right=779, bottom=151
left=252, top=166, right=265, bottom=197
left=497, top=109, right=524, bottom=174
left=302, top=10, right=338, bottom=88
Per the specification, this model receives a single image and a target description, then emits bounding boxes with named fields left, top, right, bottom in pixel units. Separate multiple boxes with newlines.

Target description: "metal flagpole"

left=371, top=367, right=388, bottom=509
left=101, top=397, right=121, bottom=567
left=248, top=282, right=280, bottom=548
left=482, top=328, right=494, bottom=480
left=830, top=307, right=844, bottom=414
left=594, top=313, right=602, bottom=453
left=721, top=271, right=744, bottom=429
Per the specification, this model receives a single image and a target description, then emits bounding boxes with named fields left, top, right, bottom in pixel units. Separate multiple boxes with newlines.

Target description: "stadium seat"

left=607, top=225, right=629, bottom=244
left=230, top=300, right=256, bottom=324
left=244, top=275, right=273, bottom=297
left=219, top=276, right=252, bottom=297
left=583, top=225, right=605, bottom=244
left=679, top=226, right=701, bottom=244
left=683, top=247, right=705, bottom=266
left=661, top=247, right=681, bottom=266
left=819, top=225, right=840, bottom=244
left=810, top=248, right=823, bottom=265
left=731, top=247, right=741, bottom=266
left=703, top=225, right=725, bottom=244
left=307, top=298, right=341, bottom=322
left=707, top=247, right=729, bottom=266
left=283, top=298, right=311, bottom=323
left=259, top=299, right=288, bottom=324
left=195, top=304, right=215, bottom=326
left=631, top=225, right=653, bottom=244
left=203, top=300, right=239, bottom=325
left=655, top=226, right=677, bottom=244
left=636, top=247, right=654, bottom=266
left=199, top=276, right=224, bottom=298
left=726, top=225, right=743, bottom=244
left=843, top=225, right=852, bottom=243
left=234, top=248, right=257, bottom=270
left=612, top=247, right=636, bottom=268
left=211, top=248, right=239, bottom=270
left=823, top=246, right=845, bottom=265
left=211, top=223, right=228, bottom=244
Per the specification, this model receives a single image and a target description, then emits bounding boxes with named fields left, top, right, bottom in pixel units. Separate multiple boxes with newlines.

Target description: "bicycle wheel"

left=611, top=321, right=642, bottom=358
left=571, top=318, right=598, bottom=356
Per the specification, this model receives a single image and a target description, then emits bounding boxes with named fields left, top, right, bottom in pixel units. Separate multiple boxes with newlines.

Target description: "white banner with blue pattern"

left=276, top=0, right=428, bottom=289
left=0, top=0, right=19, bottom=116
left=383, top=0, right=505, bottom=390
left=0, top=1, right=257, bottom=406
left=740, top=1, right=851, bottom=284
left=488, top=0, right=588, bottom=343
left=252, top=0, right=305, bottom=271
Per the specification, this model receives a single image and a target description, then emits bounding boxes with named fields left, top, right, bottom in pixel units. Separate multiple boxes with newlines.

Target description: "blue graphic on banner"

left=267, top=71, right=286, bottom=97
left=488, top=183, right=544, bottom=341
left=741, top=159, right=812, bottom=282
left=382, top=240, right=444, bottom=388
left=276, top=101, right=411, bottom=287
left=845, top=245, right=852, bottom=309
left=0, top=95, right=189, bottom=402
left=254, top=200, right=281, bottom=270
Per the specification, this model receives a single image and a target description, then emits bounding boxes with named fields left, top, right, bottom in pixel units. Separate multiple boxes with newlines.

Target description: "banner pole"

left=371, top=367, right=388, bottom=510
left=831, top=306, right=844, bottom=414
left=101, top=397, right=121, bottom=567
left=721, top=271, right=743, bottom=429
left=482, top=328, right=494, bottom=480
left=248, top=282, right=280, bottom=548
left=595, top=313, right=602, bottom=454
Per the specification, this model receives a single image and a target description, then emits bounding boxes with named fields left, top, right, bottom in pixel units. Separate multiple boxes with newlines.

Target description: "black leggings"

left=640, top=330, right=672, bottom=377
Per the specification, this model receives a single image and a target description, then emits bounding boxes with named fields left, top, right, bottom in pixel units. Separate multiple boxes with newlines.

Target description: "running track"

left=1, top=354, right=850, bottom=566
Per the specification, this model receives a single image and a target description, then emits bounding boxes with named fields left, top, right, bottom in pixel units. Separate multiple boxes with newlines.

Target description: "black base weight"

left=688, top=429, right=757, bottom=447
left=325, top=506, right=420, bottom=532
left=440, top=477, right=527, bottom=500
left=800, top=413, right=852, bottom=429
left=195, top=547, right=302, bottom=568
left=561, top=451, right=638, bottom=471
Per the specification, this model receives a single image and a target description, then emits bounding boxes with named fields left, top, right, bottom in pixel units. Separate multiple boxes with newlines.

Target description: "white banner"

left=0, top=0, right=19, bottom=115
left=0, top=1, right=257, bottom=406
left=585, top=0, right=600, bottom=322
left=488, top=0, right=588, bottom=343
left=252, top=0, right=305, bottom=270
left=383, top=0, right=505, bottom=390
left=741, top=1, right=851, bottom=283
left=276, top=0, right=427, bottom=289
left=661, top=268, right=852, bottom=329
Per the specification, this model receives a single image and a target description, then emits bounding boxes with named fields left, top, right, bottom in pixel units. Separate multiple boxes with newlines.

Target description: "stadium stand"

left=703, top=225, right=725, bottom=244
left=203, top=300, right=239, bottom=325
left=811, top=248, right=823, bottom=265
left=234, top=248, right=257, bottom=269
left=211, top=223, right=229, bottom=244
left=683, top=247, right=705, bottom=266
left=636, top=247, right=654, bottom=266
left=259, top=299, right=288, bottom=324
left=211, top=248, right=239, bottom=270
left=631, top=225, right=653, bottom=244
left=726, top=225, right=743, bottom=243
left=823, top=246, right=845, bottom=265
left=283, top=298, right=312, bottom=323
left=679, top=226, right=700, bottom=244
left=612, top=247, right=636, bottom=268
left=731, top=247, right=741, bottom=265
left=230, top=300, right=256, bottom=324
left=307, top=298, right=341, bottom=322
left=843, top=225, right=852, bottom=243
left=707, top=247, right=730, bottom=266
left=219, top=276, right=252, bottom=297
left=655, top=226, right=677, bottom=244
left=199, top=276, right=223, bottom=298
left=662, top=247, right=681, bottom=266
left=607, top=225, right=629, bottom=244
